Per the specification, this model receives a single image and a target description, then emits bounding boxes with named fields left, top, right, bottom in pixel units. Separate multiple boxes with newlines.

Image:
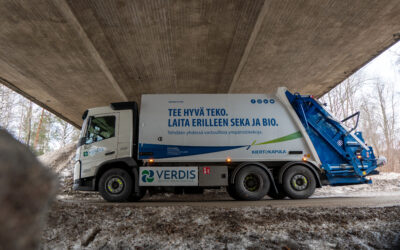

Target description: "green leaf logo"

left=141, top=170, right=154, bottom=183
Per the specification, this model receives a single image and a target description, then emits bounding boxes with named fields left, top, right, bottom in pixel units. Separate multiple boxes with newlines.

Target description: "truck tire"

left=268, top=185, right=287, bottom=199
left=128, top=187, right=146, bottom=202
left=234, top=165, right=270, bottom=201
left=99, top=168, right=133, bottom=202
left=282, top=165, right=316, bottom=199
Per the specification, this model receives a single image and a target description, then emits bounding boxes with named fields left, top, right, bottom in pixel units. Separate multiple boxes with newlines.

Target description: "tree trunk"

left=33, top=108, right=45, bottom=150
left=25, top=102, right=33, bottom=147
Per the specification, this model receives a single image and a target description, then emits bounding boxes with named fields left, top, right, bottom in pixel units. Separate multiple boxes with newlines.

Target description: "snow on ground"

left=38, top=146, right=400, bottom=249
left=314, top=172, right=400, bottom=197
left=39, top=143, right=76, bottom=195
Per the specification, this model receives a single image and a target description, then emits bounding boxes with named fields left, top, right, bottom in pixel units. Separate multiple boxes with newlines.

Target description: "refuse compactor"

left=73, top=87, right=386, bottom=202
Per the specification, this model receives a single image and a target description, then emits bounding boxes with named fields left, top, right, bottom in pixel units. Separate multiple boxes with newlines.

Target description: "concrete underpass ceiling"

left=0, top=0, right=399, bottom=127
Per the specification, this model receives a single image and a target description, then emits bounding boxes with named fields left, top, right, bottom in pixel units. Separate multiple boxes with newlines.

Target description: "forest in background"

left=0, top=84, right=79, bottom=155
left=320, top=74, right=399, bottom=172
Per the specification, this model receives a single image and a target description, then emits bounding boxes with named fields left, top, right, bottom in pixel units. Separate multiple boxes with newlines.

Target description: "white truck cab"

left=74, top=103, right=144, bottom=201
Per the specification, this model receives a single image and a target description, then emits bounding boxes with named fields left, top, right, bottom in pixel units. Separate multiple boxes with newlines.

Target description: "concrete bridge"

left=0, top=0, right=399, bottom=127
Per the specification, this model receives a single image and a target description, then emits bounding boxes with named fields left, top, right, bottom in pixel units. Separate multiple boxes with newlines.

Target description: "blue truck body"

left=286, top=91, right=382, bottom=186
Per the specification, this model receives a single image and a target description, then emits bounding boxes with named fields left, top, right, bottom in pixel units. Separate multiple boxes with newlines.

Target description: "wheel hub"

left=291, top=174, right=308, bottom=191
left=106, top=177, right=124, bottom=194
left=243, top=174, right=261, bottom=192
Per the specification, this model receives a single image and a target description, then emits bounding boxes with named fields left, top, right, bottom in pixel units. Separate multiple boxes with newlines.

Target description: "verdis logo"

left=139, top=167, right=198, bottom=186
left=141, top=170, right=154, bottom=183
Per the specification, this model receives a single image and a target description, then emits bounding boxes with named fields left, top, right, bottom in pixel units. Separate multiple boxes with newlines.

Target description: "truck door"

left=80, top=113, right=119, bottom=178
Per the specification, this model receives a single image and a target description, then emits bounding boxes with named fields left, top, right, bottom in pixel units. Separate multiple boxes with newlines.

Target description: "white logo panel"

left=139, top=167, right=198, bottom=186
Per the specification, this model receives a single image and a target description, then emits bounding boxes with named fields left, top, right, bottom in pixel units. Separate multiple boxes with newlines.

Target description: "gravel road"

left=59, top=191, right=400, bottom=209
left=43, top=196, right=400, bottom=249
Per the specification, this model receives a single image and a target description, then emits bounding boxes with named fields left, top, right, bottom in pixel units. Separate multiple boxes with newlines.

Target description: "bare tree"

left=321, top=74, right=400, bottom=172
left=374, top=81, right=398, bottom=171
left=24, top=101, right=33, bottom=147
left=0, top=83, right=79, bottom=155
left=33, top=108, right=45, bottom=150
left=320, top=74, right=364, bottom=128
left=52, top=117, right=79, bottom=147
left=360, top=97, right=381, bottom=156
left=0, top=85, right=15, bottom=130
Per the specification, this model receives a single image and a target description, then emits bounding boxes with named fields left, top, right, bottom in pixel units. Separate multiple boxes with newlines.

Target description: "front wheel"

left=234, top=166, right=270, bottom=201
left=99, top=168, right=133, bottom=202
left=282, top=165, right=316, bottom=199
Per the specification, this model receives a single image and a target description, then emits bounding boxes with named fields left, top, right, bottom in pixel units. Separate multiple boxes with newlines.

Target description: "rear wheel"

left=99, top=168, right=133, bottom=202
left=282, top=165, right=316, bottom=199
left=234, top=166, right=270, bottom=201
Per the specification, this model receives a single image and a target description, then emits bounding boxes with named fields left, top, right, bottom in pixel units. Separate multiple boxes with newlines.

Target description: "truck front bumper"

left=73, top=177, right=95, bottom=191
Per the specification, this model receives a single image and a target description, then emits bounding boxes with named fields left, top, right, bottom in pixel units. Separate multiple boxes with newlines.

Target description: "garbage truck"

left=73, top=87, right=386, bottom=202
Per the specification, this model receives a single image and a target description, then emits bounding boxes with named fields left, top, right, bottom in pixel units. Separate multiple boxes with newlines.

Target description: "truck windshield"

left=85, top=116, right=115, bottom=144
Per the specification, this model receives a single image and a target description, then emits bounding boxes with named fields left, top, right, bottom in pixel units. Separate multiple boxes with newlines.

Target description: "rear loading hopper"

left=281, top=88, right=385, bottom=186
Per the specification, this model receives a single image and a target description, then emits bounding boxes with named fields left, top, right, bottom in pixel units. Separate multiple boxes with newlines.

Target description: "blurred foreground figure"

left=0, top=129, right=57, bottom=249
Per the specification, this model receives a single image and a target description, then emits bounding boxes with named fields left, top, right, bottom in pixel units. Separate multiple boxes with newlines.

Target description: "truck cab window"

left=85, top=116, right=115, bottom=144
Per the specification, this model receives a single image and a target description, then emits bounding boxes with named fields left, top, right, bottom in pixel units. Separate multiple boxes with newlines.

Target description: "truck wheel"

left=282, top=165, right=316, bottom=199
left=128, top=187, right=146, bottom=202
left=234, top=166, right=270, bottom=201
left=268, top=185, right=287, bottom=199
left=99, top=168, right=133, bottom=202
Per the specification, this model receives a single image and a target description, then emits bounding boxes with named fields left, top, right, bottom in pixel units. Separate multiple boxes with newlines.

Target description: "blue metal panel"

left=285, top=90, right=380, bottom=186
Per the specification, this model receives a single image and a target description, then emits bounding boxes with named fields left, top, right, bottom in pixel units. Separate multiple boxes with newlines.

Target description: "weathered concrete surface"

left=0, top=130, right=57, bottom=249
left=0, top=0, right=399, bottom=126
